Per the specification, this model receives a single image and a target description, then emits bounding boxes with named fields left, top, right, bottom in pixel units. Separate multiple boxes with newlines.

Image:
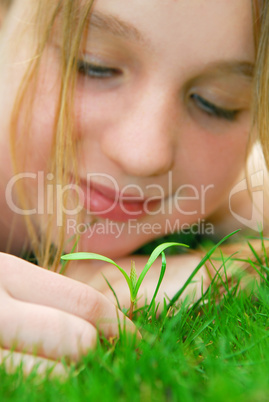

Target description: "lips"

left=80, top=181, right=159, bottom=222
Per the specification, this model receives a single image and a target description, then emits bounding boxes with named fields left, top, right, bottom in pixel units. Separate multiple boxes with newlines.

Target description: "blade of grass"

left=218, top=250, right=236, bottom=297
left=223, top=332, right=269, bottom=360
left=135, top=242, right=188, bottom=296
left=167, top=230, right=240, bottom=309
left=186, top=317, right=215, bottom=345
left=247, top=241, right=263, bottom=265
left=246, top=259, right=269, bottom=285
left=259, top=229, right=269, bottom=268
left=188, top=251, right=238, bottom=313
left=102, top=274, right=122, bottom=311
left=59, top=236, right=80, bottom=275
left=61, top=252, right=133, bottom=297
left=147, top=252, right=167, bottom=313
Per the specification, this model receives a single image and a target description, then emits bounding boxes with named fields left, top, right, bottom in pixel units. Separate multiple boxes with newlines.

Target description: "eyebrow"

left=87, top=11, right=254, bottom=80
left=196, top=60, right=255, bottom=81
left=88, top=11, right=150, bottom=47
left=213, top=62, right=253, bottom=77
left=197, top=61, right=254, bottom=81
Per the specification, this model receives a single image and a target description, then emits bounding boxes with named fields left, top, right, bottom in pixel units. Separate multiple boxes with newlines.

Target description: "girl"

left=0, top=0, right=265, bottom=370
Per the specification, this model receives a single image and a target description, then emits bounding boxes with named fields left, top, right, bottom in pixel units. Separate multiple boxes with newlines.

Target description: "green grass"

left=2, top=245, right=269, bottom=401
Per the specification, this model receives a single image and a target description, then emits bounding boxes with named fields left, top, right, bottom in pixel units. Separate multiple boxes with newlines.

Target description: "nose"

left=101, top=90, right=176, bottom=177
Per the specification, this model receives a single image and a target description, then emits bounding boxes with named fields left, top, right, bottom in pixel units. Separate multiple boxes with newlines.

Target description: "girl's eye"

left=77, top=60, right=121, bottom=79
left=190, top=93, right=238, bottom=121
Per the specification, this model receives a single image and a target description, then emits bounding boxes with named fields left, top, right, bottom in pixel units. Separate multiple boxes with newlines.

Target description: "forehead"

left=91, top=0, right=255, bottom=65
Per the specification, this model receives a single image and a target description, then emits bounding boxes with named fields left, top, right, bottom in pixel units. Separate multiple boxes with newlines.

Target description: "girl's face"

left=0, top=0, right=255, bottom=257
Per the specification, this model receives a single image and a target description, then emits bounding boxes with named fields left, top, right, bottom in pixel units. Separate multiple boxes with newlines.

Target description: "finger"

left=0, top=348, right=69, bottom=378
left=0, top=296, right=97, bottom=361
left=0, top=253, right=138, bottom=338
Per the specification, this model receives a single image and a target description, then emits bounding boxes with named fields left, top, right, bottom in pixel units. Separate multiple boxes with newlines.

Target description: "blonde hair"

left=7, top=0, right=94, bottom=269
left=4, top=0, right=266, bottom=270
left=255, top=2, right=269, bottom=166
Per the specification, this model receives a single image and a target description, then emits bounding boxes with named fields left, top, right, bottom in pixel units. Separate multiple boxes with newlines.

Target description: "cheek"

left=74, top=86, right=123, bottom=140
left=20, top=67, right=61, bottom=173
left=27, top=102, right=56, bottom=170
left=171, top=124, right=249, bottom=215
left=177, top=124, right=248, bottom=182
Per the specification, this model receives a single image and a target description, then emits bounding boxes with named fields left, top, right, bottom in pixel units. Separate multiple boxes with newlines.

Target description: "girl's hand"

left=0, top=253, right=138, bottom=364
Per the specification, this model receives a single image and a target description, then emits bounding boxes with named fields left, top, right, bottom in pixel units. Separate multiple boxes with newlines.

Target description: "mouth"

left=80, top=180, right=161, bottom=222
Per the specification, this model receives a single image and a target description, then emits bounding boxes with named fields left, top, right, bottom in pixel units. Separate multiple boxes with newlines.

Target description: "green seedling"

left=61, top=242, right=188, bottom=319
